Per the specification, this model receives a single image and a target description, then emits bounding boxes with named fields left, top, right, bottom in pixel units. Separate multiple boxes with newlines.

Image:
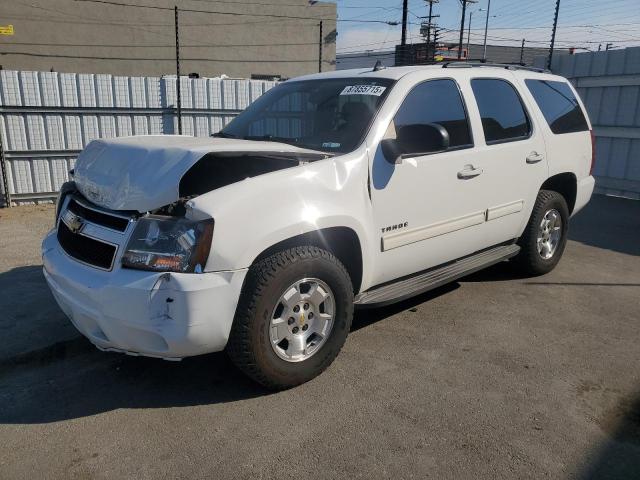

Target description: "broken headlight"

left=121, top=215, right=214, bottom=273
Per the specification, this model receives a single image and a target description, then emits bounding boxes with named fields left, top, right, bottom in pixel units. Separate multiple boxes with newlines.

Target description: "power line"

left=73, top=0, right=331, bottom=20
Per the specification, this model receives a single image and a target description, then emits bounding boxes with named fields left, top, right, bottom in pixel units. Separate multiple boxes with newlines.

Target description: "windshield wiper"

left=211, top=131, right=237, bottom=138
left=243, top=134, right=298, bottom=143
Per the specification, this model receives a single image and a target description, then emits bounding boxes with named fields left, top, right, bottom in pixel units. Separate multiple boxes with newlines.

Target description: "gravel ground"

left=0, top=196, right=639, bottom=479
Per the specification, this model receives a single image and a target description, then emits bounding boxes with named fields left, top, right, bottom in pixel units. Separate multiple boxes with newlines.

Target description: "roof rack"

left=441, top=61, right=548, bottom=73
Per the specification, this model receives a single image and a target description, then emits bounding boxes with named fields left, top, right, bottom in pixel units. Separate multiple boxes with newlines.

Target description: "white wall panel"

left=550, top=47, right=640, bottom=198
left=1, top=71, right=22, bottom=106
left=0, top=70, right=275, bottom=203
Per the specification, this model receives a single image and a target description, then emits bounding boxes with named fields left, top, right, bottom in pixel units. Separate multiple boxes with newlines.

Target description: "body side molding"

left=382, top=210, right=486, bottom=251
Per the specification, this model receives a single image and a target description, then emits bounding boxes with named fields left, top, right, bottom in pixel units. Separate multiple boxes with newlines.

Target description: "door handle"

left=457, top=164, right=483, bottom=179
left=526, top=151, right=544, bottom=164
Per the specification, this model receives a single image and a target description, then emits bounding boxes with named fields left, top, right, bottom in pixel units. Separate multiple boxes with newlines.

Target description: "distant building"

left=337, top=42, right=569, bottom=70
left=0, top=0, right=336, bottom=78
left=336, top=51, right=395, bottom=71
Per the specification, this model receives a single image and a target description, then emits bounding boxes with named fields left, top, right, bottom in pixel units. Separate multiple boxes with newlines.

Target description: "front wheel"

left=227, top=246, right=354, bottom=389
left=515, top=190, right=569, bottom=276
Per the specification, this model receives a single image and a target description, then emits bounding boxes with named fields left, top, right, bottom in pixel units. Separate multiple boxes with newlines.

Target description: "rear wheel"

left=227, top=246, right=353, bottom=389
left=515, top=190, right=569, bottom=276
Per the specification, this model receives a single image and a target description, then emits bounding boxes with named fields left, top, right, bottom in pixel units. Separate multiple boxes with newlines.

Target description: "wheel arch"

left=540, top=172, right=577, bottom=214
left=252, top=227, right=364, bottom=294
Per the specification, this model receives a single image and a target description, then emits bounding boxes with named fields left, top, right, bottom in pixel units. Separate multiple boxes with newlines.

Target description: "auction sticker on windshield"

left=340, top=85, right=387, bottom=96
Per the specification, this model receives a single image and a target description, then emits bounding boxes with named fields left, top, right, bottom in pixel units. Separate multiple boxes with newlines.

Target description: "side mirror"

left=381, top=123, right=450, bottom=164
left=397, top=123, right=450, bottom=157
left=381, top=138, right=403, bottom=164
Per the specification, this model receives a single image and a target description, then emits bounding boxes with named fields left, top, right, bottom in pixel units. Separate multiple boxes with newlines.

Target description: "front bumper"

left=42, top=230, right=247, bottom=359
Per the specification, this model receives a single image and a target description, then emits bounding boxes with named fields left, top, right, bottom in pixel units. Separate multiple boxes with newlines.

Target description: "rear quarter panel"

left=513, top=71, right=593, bottom=182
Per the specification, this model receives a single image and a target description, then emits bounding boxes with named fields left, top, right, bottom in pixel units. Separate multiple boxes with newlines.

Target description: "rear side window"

left=394, top=79, right=472, bottom=148
left=525, top=79, right=589, bottom=134
left=471, top=79, right=531, bottom=144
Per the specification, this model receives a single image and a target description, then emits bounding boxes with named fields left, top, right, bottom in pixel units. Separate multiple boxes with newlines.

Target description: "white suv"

left=43, top=63, right=595, bottom=388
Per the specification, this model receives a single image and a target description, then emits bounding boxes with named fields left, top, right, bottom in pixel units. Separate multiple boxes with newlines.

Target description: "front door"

left=369, top=78, right=488, bottom=286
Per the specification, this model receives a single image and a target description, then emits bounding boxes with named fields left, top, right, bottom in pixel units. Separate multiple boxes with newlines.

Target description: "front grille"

left=67, top=198, right=129, bottom=232
left=57, top=221, right=117, bottom=270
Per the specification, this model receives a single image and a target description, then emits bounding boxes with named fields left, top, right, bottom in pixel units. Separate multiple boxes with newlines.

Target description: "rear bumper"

left=42, top=230, right=247, bottom=359
left=572, top=175, right=595, bottom=217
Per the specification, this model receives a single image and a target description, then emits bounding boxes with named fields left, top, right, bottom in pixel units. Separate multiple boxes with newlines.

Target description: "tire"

left=227, top=246, right=354, bottom=390
left=515, top=189, right=570, bottom=276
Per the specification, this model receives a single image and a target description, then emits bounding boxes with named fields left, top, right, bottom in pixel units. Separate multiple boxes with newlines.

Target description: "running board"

left=354, top=244, right=520, bottom=307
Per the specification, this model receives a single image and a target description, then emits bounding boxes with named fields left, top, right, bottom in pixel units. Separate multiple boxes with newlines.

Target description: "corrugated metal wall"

left=543, top=47, right=640, bottom=199
left=0, top=70, right=277, bottom=206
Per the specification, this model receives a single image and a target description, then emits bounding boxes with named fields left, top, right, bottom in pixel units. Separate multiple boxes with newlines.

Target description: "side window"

left=471, top=79, right=531, bottom=144
left=525, top=79, right=589, bottom=134
left=393, top=79, right=472, bottom=149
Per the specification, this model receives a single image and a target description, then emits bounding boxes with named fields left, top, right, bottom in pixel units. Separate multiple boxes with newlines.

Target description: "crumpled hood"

left=73, top=135, right=320, bottom=212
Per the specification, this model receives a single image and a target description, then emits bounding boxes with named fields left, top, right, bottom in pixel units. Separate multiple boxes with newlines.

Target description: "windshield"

left=219, top=77, right=395, bottom=154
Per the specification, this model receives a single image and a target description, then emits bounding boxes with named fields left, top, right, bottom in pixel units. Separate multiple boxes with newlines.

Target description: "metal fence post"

left=318, top=20, right=323, bottom=73
left=175, top=5, right=183, bottom=135
left=0, top=132, right=11, bottom=208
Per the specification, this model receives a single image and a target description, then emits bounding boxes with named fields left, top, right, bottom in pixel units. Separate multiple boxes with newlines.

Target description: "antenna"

left=373, top=60, right=386, bottom=71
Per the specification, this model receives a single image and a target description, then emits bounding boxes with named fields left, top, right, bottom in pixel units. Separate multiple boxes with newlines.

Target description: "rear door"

left=464, top=74, right=549, bottom=244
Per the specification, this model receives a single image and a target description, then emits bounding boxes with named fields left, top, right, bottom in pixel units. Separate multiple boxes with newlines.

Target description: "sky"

left=333, top=0, right=640, bottom=54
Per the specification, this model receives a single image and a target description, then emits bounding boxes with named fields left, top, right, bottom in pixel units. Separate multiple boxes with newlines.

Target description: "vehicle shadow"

left=568, top=194, right=639, bottom=257
left=352, top=283, right=459, bottom=332
left=0, top=266, right=461, bottom=425
left=0, top=265, right=80, bottom=364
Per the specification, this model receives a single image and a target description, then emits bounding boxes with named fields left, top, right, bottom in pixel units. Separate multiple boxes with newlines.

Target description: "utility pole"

left=426, top=0, right=434, bottom=61
left=174, top=5, right=182, bottom=135
left=466, top=11, right=473, bottom=56
left=547, top=0, right=560, bottom=70
left=400, top=0, right=409, bottom=65
left=458, top=0, right=476, bottom=60
left=433, top=25, right=441, bottom=52
left=421, top=0, right=439, bottom=61
left=520, top=39, right=525, bottom=65
left=318, top=20, right=323, bottom=73
left=482, top=0, right=491, bottom=61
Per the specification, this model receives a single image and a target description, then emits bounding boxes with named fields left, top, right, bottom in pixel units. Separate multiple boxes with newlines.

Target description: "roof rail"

left=441, top=61, right=548, bottom=73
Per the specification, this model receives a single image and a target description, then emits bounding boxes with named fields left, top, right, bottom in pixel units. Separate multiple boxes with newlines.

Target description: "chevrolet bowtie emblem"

left=299, top=313, right=305, bottom=325
left=61, top=210, right=85, bottom=234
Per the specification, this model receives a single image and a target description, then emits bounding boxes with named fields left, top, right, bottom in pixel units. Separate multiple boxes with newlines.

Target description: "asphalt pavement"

left=0, top=195, right=638, bottom=479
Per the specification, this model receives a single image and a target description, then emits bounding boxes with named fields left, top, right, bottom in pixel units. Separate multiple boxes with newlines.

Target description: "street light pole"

left=482, top=0, right=491, bottom=61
